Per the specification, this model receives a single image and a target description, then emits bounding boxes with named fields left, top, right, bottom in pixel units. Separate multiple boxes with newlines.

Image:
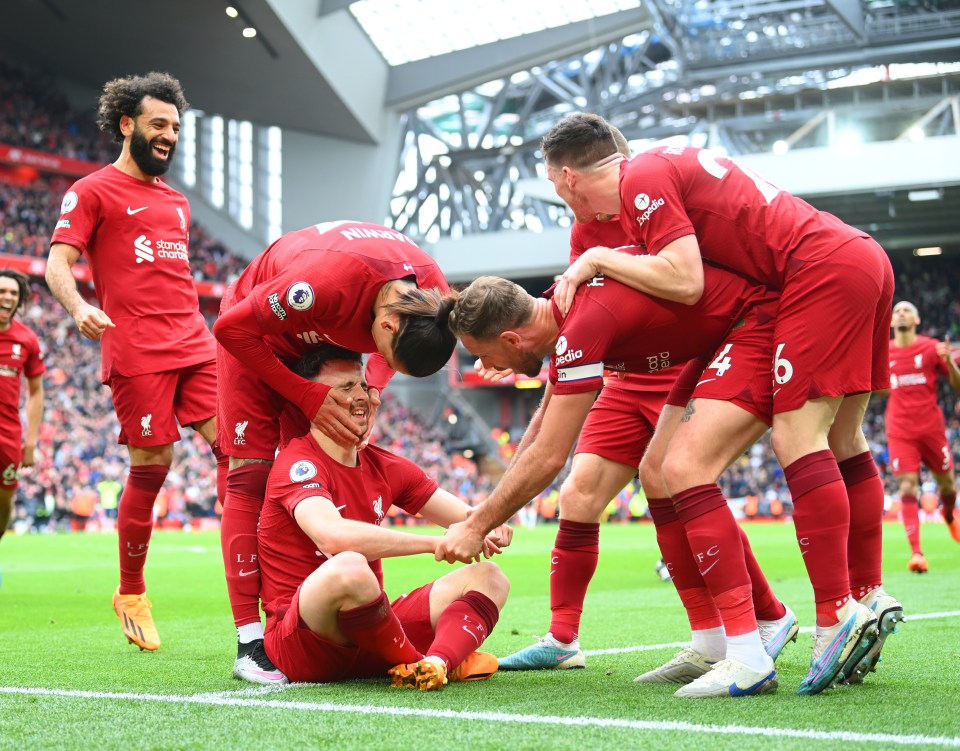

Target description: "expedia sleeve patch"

left=289, top=460, right=318, bottom=482
left=286, top=282, right=315, bottom=311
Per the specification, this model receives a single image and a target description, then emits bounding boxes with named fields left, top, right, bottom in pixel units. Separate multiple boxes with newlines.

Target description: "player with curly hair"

left=47, top=72, right=224, bottom=654
left=0, top=269, right=45, bottom=549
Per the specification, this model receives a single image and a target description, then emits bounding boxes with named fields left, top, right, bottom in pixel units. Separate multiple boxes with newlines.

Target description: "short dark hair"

left=541, top=112, right=620, bottom=170
left=448, top=276, right=534, bottom=341
left=0, top=268, right=30, bottom=315
left=98, top=72, right=189, bottom=143
left=294, top=344, right=363, bottom=381
left=385, top=286, right=458, bottom=377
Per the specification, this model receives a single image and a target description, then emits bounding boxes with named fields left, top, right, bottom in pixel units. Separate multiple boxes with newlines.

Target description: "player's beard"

left=518, top=352, right=545, bottom=377
left=130, top=124, right=176, bottom=177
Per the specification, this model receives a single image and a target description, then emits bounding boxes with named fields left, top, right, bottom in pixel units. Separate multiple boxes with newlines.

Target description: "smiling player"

left=47, top=72, right=223, bottom=655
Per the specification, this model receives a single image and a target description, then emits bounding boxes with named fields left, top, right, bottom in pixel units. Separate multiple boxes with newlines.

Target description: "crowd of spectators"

left=0, top=61, right=114, bottom=164
left=2, top=59, right=959, bottom=534
left=13, top=252, right=959, bottom=534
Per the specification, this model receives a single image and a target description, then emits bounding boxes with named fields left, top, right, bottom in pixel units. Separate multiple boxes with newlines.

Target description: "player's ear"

left=501, top=330, right=522, bottom=349
left=379, top=314, right=400, bottom=335
left=119, top=114, right=135, bottom=138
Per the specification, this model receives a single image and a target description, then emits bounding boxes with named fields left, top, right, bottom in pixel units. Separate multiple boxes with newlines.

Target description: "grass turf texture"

left=1, top=521, right=958, bottom=751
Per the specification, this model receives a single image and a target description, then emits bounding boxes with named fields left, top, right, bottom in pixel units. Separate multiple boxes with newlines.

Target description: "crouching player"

left=257, top=344, right=511, bottom=688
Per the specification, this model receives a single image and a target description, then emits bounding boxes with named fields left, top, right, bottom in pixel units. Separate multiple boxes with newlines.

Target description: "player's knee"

left=638, top=456, right=666, bottom=497
left=898, top=475, right=919, bottom=497
left=467, top=560, right=509, bottom=608
left=326, top=552, right=380, bottom=600
left=558, top=476, right=604, bottom=519
left=660, top=451, right=692, bottom=496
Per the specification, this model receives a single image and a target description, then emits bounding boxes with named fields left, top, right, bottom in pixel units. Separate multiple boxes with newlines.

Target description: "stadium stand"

left=2, top=59, right=959, bottom=534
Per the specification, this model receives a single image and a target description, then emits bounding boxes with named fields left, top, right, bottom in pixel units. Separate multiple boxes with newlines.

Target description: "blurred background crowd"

left=2, top=60, right=959, bottom=535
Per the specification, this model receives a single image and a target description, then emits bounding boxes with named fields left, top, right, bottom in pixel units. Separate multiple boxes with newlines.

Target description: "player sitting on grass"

left=256, top=344, right=511, bottom=689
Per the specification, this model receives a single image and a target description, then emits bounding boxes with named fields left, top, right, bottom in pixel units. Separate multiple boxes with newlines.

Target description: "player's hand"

left=312, top=389, right=365, bottom=448
left=554, top=247, right=605, bottom=316
left=488, top=522, right=513, bottom=549
left=358, top=386, right=381, bottom=449
left=21, top=444, right=36, bottom=468
left=474, top=358, right=514, bottom=382
left=435, top=519, right=486, bottom=564
left=74, top=302, right=115, bottom=340
left=936, top=336, right=956, bottom=365
left=479, top=522, right=513, bottom=558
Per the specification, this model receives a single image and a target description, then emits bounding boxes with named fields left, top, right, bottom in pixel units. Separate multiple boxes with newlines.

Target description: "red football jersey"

left=258, top=433, right=438, bottom=620
left=617, top=146, right=867, bottom=288
left=885, top=335, right=955, bottom=439
left=0, top=319, right=44, bottom=436
left=547, top=262, right=774, bottom=396
left=570, top=217, right=680, bottom=394
left=215, top=221, right=449, bottom=414
left=569, top=216, right=636, bottom=261
left=50, top=165, right=215, bottom=381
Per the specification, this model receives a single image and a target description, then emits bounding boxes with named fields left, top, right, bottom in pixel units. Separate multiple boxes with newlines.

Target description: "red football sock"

left=649, top=497, right=722, bottom=630
left=900, top=494, right=922, bottom=556
left=941, top=490, right=957, bottom=524
left=221, top=464, right=270, bottom=627
left=739, top=527, right=784, bottom=621
left=117, top=464, right=168, bottom=595
left=427, top=591, right=500, bottom=670
left=338, top=591, right=422, bottom=665
left=839, top=452, right=884, bottom=599
left=673, top=485, right=755, bottom=636
left=548, top=519, right=600, bottom=643
left=784, top=450, right=851, bottom=626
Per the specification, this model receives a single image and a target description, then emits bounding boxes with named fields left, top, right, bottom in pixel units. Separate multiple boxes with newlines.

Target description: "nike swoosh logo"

left=729, top=670, right=775, bottom=697
left=127, top=550, right=148, bottom=557
left=238, top=569, right=259, bottom=577
left=461, top=624, right=482, bottom=646
left=696, top=378, right=716, bottom=387
left=127, top=206, right=148, bottom=215
left=556, top=651, right=579, bottom=662
left=699, top=560, right=719, bottom=576
left=335, top=504, right=347, bottom=512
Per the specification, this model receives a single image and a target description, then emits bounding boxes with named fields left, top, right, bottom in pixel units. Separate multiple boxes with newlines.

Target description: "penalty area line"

left=0, top=686, right=958, bottom=748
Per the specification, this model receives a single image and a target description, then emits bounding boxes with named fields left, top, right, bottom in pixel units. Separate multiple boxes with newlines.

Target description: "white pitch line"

left=0, top=686, right=957, bottom=748
left=583, top=609, right=960, bottom=656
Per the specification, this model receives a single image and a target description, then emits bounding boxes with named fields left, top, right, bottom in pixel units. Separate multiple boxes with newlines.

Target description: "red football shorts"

left=574, top=382, right=667, bottom=468
left=0, top=441, right=22, bottom=490
left=217, top=340, right=304, bottom=458
left=109, top=360, right=216, bottom=447
left=265, top=582, right=435, bottom=683
left=887, top=432, right=955, bottom=476
left=667, top=300, right=777, bottom=425
left=771, top=236, right=893, bottom=413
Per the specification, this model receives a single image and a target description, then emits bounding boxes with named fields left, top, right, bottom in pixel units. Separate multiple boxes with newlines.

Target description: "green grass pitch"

left=1, top=520, right=958, bottom=751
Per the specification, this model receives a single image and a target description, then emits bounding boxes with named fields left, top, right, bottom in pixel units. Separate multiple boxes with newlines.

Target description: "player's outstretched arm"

left=418, top=489, right=513, bottom=559
left=553, top=236, right=704, bottom=315
left=435, top=389, right=595, bottom=564
left=46, top=243, right=115, bottom=340
left=294, top=495, right=436, bottom=560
